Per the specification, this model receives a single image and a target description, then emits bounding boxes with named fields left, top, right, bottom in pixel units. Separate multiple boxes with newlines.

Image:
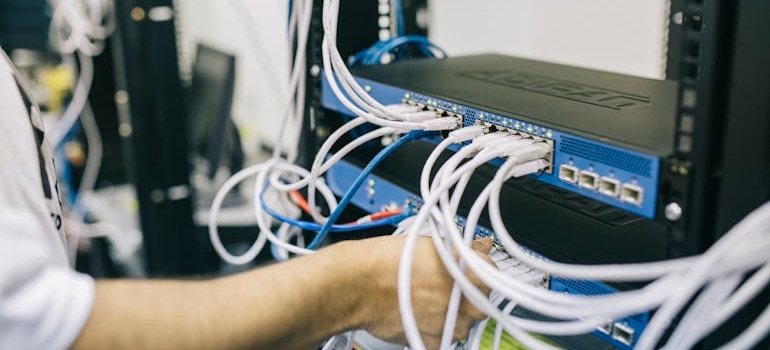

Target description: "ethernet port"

left=579, top=171, right=599, bottom=190
left=486, top=123, right=501, bottom=133
left=597, top=321, right=613, bottom=335
left=620, top=183, right=644, bottom=206
left=558, top=164, right=579, bottom=184
left=599, top=177, right=621, bottom=197
left=612, top=322, right=635, bottom=346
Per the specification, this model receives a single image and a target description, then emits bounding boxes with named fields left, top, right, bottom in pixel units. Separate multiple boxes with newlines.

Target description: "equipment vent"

left=559, top=136, right=652, bottom=178
left=551, top=277, right=648, bottom=324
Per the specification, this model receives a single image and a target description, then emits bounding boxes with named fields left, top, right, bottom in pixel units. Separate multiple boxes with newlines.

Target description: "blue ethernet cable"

left=267, top=211, right=409, bottom=261
left=268, top=209, right=414, bottom=260
left=309, top=129, right=433, bottom=249
left=349, top=35, right=446, bottom=66
left=259, top=184, right=410, bottom=232
left=270, top=211, right=404, bottom=261
left=368, top=35, right=446, bottom=63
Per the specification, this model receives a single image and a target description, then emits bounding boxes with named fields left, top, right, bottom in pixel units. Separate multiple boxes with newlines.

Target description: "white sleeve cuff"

left=1, top=267, right=95, bottom=350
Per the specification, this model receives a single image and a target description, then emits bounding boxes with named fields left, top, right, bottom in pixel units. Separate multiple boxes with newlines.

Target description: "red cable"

left=290, top=189, right=403, bottom=225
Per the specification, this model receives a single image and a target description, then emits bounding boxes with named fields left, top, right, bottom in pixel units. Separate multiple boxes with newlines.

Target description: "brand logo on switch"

left=461, top=71, right=650, bottom=110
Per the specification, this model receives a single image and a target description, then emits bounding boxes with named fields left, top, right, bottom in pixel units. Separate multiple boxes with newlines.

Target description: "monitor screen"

left=188, top=43, right=241, bottom=179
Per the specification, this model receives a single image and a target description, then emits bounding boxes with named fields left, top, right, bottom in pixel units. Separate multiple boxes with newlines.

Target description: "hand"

left=352, top=235, right=494, bottom=349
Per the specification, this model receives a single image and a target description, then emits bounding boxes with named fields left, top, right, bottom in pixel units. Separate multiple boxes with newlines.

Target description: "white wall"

left=174, top=0, right=671, bottom=159
left=428, top=0, right=670, bottom=79
left=176, top=0, right=292, bottom=159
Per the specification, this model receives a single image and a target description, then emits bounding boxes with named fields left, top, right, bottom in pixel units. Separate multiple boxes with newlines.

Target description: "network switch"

left=325, top=159, right=649, bottom=350
left=322, top=54, right=678, bottom=219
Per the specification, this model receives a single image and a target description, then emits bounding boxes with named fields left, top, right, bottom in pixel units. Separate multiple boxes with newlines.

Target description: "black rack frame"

left=111, top=0, right=200, bottom=276
left=306, top=0, right=770, bottom=348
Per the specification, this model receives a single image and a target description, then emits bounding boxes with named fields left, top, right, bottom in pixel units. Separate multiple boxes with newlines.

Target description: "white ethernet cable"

left=47, top=0, right=114, bottom=146
left=321, top=0, right=446, bottom=129
left=46, top=1, right=111, bottom=269
left=271, top=112, right=457, bottom=225
left=64, top=102, right=105, bottom=266
left=317, top=2, right=770, bottom=349
left=303, top=125, right=399, bottom=223
left=455, top=182, right=673, bottom=319
left=209, top=162, right=272, bottom=265
left=686, top=264, right=770, bottom=349
left=417, top=133, right=518, bottom=349
left=398, top=136, right=554, bottom=350
left=273, top=223, right=305, bottom=261
left=48, top=52, right=94, bottom=147
left=75, top=103, right=102, bottom=204
left=432, top=150, right=770, bottom=350
left=430, top=146, right=588, bottom=349
left=716, top=297, right=770, bottom=350
left=437, top=165, right=650, bottom=342
left=430, top=156, right=646, bottom=349
left=660, top=274, right=744, bottom=350
left=209, top=0, right=316, bottom=263
left=210, top=114, right=420, bottom=263
left=251, top=159, right=340, bottom=257
left=203, top=2, right=770, bottom=349
left=48, top=0, right=115, bottom=56
left=462, top=153, right=760, bottom=340
left=220, top=0, right=460, bottom=248
left=397, top=120, right=770, bottom=350
left=322, top=0, right=454, bottom=130
left=209, top=157, right=339, bottom=264
left=267, top=0, right=313, bottom=163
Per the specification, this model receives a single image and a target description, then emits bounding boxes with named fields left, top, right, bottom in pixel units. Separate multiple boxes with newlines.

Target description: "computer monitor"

left=188, top=43, right=243, bottom=180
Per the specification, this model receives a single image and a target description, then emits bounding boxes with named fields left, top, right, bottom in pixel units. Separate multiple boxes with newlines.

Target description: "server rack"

left=111, top=0, right=200, bottom=276
left=306, top=0, right=770, bottom=348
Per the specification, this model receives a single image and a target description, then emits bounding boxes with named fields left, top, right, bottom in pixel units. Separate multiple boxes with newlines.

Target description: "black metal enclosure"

left=306, top=0, right=770, bottom=349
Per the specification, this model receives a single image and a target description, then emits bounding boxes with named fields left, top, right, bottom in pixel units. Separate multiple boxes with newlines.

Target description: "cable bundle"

left=43, top=0, right=114, bottom=255
left=210, top=1, right=770, bottom=349
left=395, top=131, right=770, bottom=350
left=209, top=0, right=461, bottom=267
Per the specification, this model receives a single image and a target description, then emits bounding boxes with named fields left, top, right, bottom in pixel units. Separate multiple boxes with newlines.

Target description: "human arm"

left=70, top=235, right=493, bottom=350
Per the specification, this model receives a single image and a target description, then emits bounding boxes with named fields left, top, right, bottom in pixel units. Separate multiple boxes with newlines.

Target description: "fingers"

left=471, top=236, right=494, bottom=254
left=454, top=311, right=484, bottom=346
left=421, top=317, right=478, bottom=349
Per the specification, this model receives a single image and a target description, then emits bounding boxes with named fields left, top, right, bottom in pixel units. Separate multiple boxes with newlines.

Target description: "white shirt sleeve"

left=0, top=50, right=95, bottom=350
